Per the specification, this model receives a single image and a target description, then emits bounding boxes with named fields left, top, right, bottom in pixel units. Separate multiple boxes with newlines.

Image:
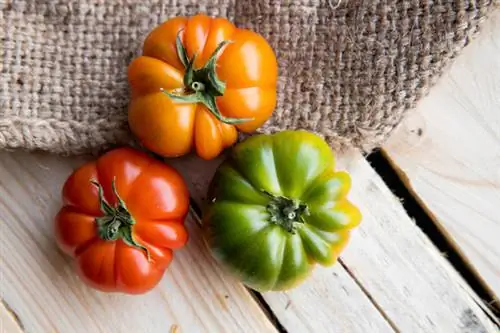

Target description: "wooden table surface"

left=1, top=8, right=499, bottom=333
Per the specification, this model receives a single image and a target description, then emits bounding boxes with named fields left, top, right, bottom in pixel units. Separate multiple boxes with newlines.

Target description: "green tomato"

left=202, top=130, right=361, bottom=292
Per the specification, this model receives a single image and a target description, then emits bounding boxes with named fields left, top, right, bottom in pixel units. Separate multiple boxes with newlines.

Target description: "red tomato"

left=54, top=147, right=189, bottom=294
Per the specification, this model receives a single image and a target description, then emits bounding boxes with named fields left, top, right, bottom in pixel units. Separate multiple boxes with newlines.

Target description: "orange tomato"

left=54, top=147, right=189, bottom=294
left=128, top=14, right=278, bottom=160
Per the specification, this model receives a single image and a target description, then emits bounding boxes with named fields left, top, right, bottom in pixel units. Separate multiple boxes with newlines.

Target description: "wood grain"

left=383, top=9, right=500, bottom=301
left=172, top=150, right=498, bottom=333
left=0, top=151, right=276, bottom=333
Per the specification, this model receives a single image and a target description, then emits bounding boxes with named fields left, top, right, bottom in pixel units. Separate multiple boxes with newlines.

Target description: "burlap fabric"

left=1, top=1, right=497, bottom=155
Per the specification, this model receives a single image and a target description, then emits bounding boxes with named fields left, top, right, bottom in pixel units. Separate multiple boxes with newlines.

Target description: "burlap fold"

left=1, top=0, right=497, bottom=155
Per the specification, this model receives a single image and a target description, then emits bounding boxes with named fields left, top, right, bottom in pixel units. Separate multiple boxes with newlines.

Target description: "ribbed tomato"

left=128, top=14, right=278, bottom=160
left=203, top=131, right=362, bottom=291
left=54, top=147, right=189, bottom=294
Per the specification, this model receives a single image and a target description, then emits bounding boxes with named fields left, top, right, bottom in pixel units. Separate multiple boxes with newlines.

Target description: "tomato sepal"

left=163, top=33, right=254, bottom=125
left=263, top=190, right=310, bottom=234
left=91, top=179, right=151, bottom=261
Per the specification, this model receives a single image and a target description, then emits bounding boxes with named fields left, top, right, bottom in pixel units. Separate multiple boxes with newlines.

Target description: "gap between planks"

left=337, top=259, right=399, bottom=331
left=0, top=299, right=24, bottom=333
left=372, top=150, right=500, bottom=319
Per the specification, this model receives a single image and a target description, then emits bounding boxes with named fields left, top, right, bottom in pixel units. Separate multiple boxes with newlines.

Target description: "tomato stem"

left=263, top=191, right=309, bottom=233
left=91, top=179, right=150, bottom=261
left=191, top=81, right=205, bottom=92
left=162, top=31, right=254, bottom=125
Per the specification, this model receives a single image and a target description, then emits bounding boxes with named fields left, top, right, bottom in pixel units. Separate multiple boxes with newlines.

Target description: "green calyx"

left=162, top=32, right=253, bottom=125
left=91, top=179, right=150, bottom=261
left=263, top=191, right=309, bottom=234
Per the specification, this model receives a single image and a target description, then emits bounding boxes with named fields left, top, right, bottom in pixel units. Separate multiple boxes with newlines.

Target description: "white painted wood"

left=0, top=151, right=276, bottom=333
left=383, top=9, right=500, bottom=301
left=0, top=302, right=24, bottom=333
left=173, top=150, right=498, bottom=333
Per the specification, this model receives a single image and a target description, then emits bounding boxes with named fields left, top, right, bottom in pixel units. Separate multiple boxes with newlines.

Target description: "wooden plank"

left=172, top=150, right=498, bottom=333
left=0, top=151, right=276, bottom=333
left=383, top=9, right=500, bottom=301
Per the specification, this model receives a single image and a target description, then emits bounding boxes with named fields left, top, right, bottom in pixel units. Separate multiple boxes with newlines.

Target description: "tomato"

left=127, top=14, right=278, bottom=160
left=54, top=147, right=189, bottom=294
left=202, top=131, right=362, bottom=291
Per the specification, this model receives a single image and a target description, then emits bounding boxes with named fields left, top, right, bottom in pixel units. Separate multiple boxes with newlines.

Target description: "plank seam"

left=248, top=291, right=288, bottom=333
left=338, top=259, right=400, bottom=332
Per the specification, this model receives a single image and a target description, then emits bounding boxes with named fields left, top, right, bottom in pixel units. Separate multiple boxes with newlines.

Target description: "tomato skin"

left=54, top=147, right=189, bottom=294
left=128, top=14, right=278, bottom=160
left=202, top=131, right=362, bottom=291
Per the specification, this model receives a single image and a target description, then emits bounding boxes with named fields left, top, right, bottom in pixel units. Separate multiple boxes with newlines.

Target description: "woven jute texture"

left=1, top=1, right=497, bottom=155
